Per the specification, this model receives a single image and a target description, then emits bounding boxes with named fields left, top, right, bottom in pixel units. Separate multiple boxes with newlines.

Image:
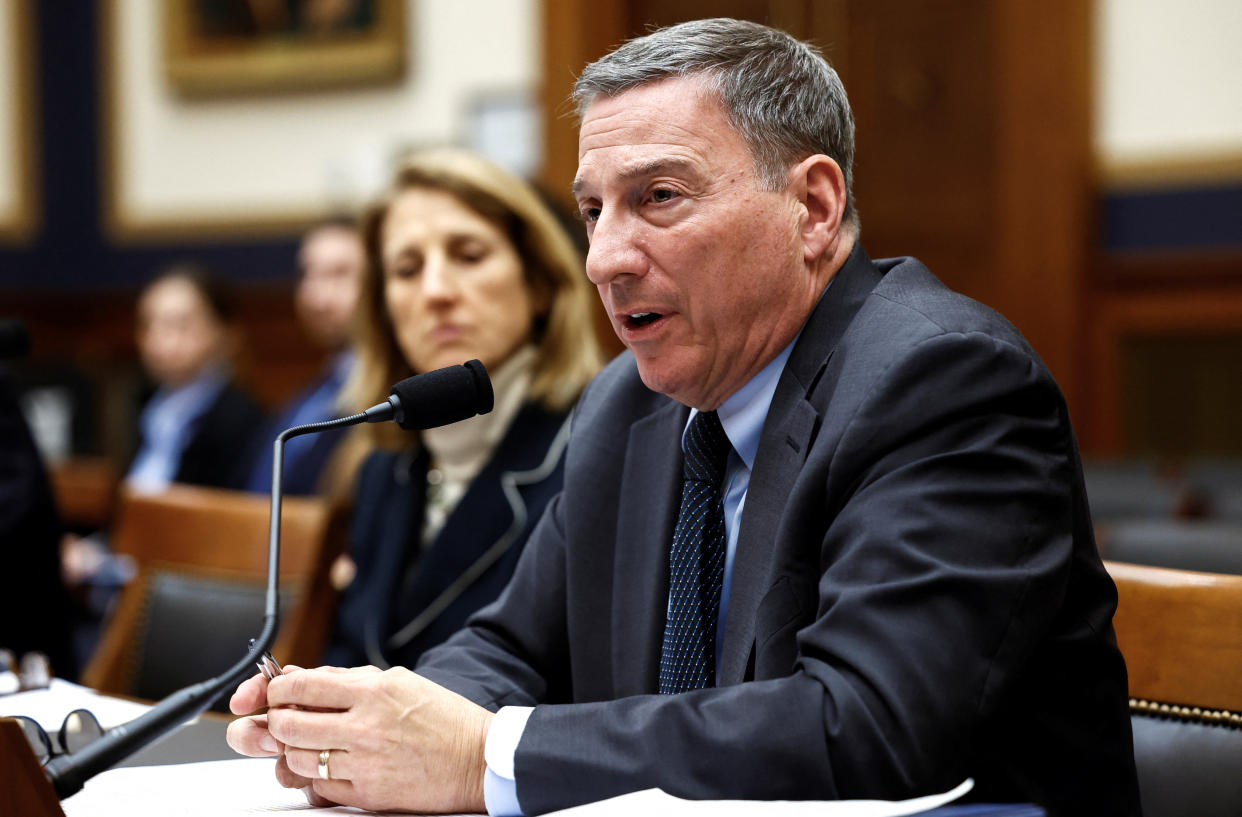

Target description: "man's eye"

left=581, top=207, right=601, bottom=223
left=650, top=188, right=678, bottom=204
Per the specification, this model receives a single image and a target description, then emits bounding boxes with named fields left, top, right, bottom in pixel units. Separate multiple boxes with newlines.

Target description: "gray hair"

left=573, top=18, right=857, bottom=227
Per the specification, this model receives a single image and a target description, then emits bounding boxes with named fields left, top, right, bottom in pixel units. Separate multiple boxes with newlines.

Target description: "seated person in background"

left=0, top=364, right=77, bottom=679
left=62, top=264, right=266, bottom=635
left=228, top=19, right=1139, bottom=817
left=244, top=219, right=365, bottom=496
left=322, top=148, right=603, bottom=669
left=126, top=263, right=266, bottom=494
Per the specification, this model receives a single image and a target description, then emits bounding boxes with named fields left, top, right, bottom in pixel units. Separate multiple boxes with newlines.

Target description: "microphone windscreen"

left=0, top=319, right=30, bottom=360
left=389, top=359, right=494, bottom=430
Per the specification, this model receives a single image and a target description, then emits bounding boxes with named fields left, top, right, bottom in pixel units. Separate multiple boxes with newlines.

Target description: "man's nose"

left=585, top=210, right=646, bottom=286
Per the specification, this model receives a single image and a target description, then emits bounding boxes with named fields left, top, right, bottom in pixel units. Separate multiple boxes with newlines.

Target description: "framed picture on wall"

left=0, top=0, right=38, bottom=243
left=164, top=0, right=406, bottom=97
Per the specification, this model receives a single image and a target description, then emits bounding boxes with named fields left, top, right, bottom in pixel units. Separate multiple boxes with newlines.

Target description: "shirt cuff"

left=483, top=705, right=534, bottom=817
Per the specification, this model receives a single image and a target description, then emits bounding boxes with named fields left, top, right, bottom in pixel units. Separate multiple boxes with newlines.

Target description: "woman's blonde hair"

left=341, top=148, right=603, bottom=450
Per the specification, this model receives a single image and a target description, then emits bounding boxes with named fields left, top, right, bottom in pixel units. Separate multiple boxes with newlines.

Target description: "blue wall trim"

left=1101, top=184, right=1242, bottom=253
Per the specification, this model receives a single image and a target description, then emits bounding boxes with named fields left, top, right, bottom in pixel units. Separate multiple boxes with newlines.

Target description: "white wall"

left=70, top=0, right=1242, bottom=235
left=1095, top=0, right=1242, bottom=178
left=109, top=0, right=539, bottom=231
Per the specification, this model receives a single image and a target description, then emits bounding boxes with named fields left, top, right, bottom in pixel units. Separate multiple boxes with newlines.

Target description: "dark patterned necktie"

left=659, top=410, right=732, bottom=694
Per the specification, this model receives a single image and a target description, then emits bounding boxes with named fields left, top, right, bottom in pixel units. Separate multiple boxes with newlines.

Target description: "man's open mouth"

left=626, top=312, right=662, bottom=328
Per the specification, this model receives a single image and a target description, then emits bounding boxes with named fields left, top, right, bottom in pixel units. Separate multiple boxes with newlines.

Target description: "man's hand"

left=226, top=665, right=494, bottom=814
left=227, top=664, right=335, bottom=806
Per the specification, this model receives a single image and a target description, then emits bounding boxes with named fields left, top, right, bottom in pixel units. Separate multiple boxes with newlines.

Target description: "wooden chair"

left=1100, top=519, right=1242, bottom=576
left=1105, top=560, right=1242, bottom=817
left=81, top=484, right=346, bottom=703
left=48, top=456, right=120, bottom=531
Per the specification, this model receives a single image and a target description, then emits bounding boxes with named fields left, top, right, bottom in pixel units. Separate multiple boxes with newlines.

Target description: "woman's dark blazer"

left=325, top=402, right=572, bottom=669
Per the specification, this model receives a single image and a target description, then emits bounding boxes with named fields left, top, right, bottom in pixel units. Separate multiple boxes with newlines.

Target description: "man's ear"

left=791, top=155, right=847, bottom=263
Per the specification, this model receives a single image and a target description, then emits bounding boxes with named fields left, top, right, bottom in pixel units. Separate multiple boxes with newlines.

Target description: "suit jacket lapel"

left=611, top=399, right=688, bottom=696
left=719, top=244, right=884, bottom=684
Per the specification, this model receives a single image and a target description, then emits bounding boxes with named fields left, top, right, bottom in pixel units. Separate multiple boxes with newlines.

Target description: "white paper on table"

left=59, top=756, right=971, bottom=817
left=60, top=757, right=484, bottom=816
left=1, top=678, right=158, bottom=731
left=545, top=778, right=975, bottom=817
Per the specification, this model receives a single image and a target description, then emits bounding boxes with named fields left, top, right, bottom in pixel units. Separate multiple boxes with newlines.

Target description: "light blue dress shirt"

left=244, top=349, right=355, bottom=493
left=126, top=366, right=229, bottom=495
left=482, top=339, right=797, bottom=817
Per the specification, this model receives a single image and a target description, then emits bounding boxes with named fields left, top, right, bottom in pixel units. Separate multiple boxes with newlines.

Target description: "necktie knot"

left=683, top=410, right=731, bottom=485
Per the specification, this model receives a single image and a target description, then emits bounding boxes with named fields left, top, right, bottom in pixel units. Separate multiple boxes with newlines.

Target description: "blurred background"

left=2, top=0, right=1241, bottom=526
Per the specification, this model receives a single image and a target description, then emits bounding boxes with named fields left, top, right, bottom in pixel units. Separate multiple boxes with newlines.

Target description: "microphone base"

left=0, top=718, right=66, bottom=816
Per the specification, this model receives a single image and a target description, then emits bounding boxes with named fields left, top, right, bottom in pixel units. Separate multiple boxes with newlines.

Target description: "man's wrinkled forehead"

left=572, top=156, right=702, bottom=200
left=573, top=79, right=735, bottom=193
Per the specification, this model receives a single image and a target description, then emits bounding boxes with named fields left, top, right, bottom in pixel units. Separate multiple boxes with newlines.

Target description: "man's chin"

left=634, top=359, right=703, bottom=407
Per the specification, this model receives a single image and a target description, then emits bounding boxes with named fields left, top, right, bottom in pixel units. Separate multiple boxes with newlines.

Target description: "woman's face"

left=135, top=276, right=228, bottom=389
left=381, top=187, right=537, bottom=375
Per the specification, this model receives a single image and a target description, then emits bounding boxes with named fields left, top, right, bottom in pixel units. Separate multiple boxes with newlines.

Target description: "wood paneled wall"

left=8, top=285, right=320, bottom=462
left=540, top=0, right=1093, bottom=425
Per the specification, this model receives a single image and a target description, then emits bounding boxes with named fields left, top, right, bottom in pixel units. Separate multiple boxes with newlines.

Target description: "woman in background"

left=324, top=148, right=603, bottom=669
left=61, top=264, right=266, bottom=664
left=127, top=264, right=265, bottom=493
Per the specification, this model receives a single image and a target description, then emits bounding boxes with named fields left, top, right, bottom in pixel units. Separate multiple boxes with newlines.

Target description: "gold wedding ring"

left=318, top=748, right=332, bottom=781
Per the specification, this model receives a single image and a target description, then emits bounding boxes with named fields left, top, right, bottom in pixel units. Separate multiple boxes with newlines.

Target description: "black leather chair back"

left=1131, top=706, right=1242, bottom=817
left=131, top=572, right=296, bottom=709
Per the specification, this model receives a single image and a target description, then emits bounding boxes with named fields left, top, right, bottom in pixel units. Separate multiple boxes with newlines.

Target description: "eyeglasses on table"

left=11, top=708, right=105, bottom=766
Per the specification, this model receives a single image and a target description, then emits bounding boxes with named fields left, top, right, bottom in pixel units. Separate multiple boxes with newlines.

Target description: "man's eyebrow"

left=572, top=157, right=700, bottom=198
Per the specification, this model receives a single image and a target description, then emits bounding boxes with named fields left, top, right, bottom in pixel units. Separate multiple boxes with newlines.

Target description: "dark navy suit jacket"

left=131, top=381, right=266, bottom=491
left=417, top=246, right=1141, bottom=816
left=326, top=402, right=571, bottom=670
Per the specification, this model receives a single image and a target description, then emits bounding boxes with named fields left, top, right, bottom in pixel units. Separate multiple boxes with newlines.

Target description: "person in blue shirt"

left=125, top=264, right=266, bottom=494
left=229, top=19, right=1138, bottom=817
left=244, top=219, right=365, bottom=497
left=62, top=264, right=266, bottom=662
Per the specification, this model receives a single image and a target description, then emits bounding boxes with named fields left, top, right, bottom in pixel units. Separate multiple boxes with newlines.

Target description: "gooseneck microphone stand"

left=43, top=411, right=367, bottom=800
left=42, top=359, right=492, bottom=801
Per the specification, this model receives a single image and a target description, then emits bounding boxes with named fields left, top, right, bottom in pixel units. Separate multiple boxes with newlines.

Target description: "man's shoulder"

left=568, top=352, right=679, bottom=449
left=869, top=256, right=1031, bottom=347
left=789, top=251, right=1054, bottom=422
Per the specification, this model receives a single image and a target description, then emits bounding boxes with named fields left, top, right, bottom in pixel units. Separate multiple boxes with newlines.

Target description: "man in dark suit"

left=243, top=219, right=363, bottom=497
left=227, top=18, right=1140, bottom=816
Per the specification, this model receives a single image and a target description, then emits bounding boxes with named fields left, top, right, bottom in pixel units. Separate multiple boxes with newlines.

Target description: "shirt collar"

left=146, top=364, right=229, bottom=419
left=679, top=274, right=833, bottom=468
left=684, top=337, right=796, bottom=471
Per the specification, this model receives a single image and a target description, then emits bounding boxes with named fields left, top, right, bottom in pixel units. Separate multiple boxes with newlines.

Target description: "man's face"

left=574, top=77, right=815, bottom=409
left=295, top=226, right=364, bottom=351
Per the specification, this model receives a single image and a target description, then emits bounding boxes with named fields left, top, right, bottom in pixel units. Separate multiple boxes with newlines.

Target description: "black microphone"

left=43, top=359, right=492, bottom=799
left=363, top=358, right=494, bottom=429
left=0, top=319, right=30, bottom=359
